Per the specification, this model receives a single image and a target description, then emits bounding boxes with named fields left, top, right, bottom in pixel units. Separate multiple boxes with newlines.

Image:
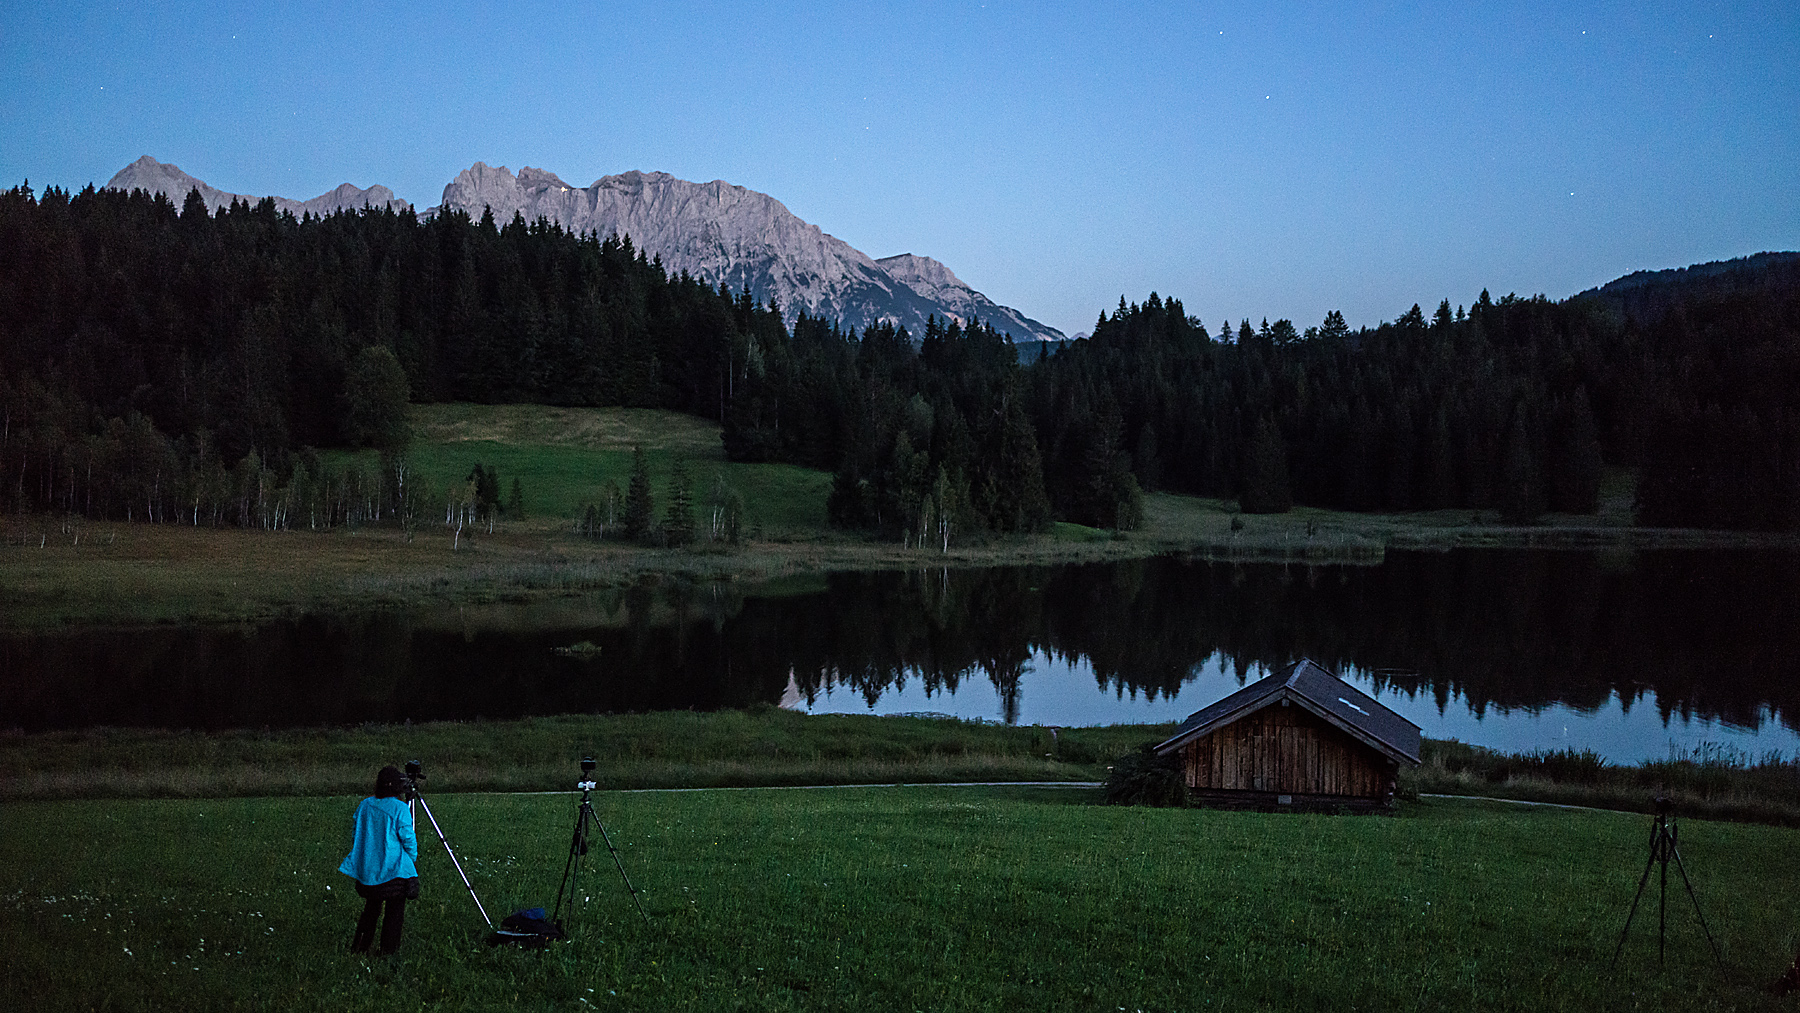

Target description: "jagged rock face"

left=876, top=253, right=1064, bottom=342
left=437, top=163, right=1065, bottom=342
left=99, top=156, right=1064, bottom=342
left=104, top=156, right=411, bottom=217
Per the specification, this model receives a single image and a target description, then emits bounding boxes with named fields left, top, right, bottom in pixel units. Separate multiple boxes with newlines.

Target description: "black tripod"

left=1610, top=797, right=1722, bottom=971
left=551, top=761, right=650, bottom=929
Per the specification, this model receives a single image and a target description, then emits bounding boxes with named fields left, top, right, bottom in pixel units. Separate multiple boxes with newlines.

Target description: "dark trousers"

left=351, top=879, right=414, bottom=955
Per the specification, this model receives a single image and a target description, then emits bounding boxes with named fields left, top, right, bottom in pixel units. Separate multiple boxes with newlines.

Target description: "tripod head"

left=403, top=759, right=426, bottom=801
left=577, top=755, right=597, bottom=792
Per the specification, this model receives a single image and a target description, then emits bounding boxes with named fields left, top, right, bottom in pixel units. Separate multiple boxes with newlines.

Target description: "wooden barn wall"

left=1179, top=704, right=1392, bottom=798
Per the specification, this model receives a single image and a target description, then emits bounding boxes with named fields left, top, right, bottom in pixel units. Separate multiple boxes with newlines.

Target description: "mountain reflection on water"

left=4, top=550, right=1798, bottom=762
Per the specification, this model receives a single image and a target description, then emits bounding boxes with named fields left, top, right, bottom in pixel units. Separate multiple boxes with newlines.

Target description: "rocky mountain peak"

left=432, top=163, right=1064, bottom=343
left=106, top=156, right=225, bottom=209
left=105, top=156, right=412, bottom=217
left=100, top=156, right=1064, bottom=344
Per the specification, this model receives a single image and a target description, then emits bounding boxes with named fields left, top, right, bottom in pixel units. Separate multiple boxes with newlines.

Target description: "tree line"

left=2, top=181, right=1796, bottom=534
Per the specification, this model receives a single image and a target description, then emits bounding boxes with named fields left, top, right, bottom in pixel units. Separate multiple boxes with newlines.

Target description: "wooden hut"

left=1155, top=658, right=1421, bottom=811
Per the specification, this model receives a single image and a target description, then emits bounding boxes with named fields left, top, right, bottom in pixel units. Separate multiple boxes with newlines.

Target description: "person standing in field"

left=339, top=765, right=420, bottom=955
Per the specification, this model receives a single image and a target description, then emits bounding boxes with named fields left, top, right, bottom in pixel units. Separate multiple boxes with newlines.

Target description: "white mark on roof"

left=1338, top=697, right=1369, bottom=715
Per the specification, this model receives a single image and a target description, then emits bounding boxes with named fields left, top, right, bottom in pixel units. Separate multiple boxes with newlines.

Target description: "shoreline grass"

left=0, top=710, right=1152, bottom=803
left=8, top=710, right=1800, bottom=830
left=3, top=787, right=1796, bottom=1011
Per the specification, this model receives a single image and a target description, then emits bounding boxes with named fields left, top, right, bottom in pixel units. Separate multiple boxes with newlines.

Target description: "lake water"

left=5, top=549, right=1798, bottom=764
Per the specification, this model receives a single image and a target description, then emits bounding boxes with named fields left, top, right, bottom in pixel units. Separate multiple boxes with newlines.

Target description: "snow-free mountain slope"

left=100, top=156, right=1065, bottom=343
left=435, top=163, right=1065, bottom=343
left=105, top=156, right=411, bottom=217
left=876, top=253, right=1065, bottom=343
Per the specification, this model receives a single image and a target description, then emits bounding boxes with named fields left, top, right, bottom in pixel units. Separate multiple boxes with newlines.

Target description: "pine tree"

left=624, top=445, right=655, bottom=542
left=1239, top=416, right=1292, bottom=514
left=1500, top=411, right=1546, bottom=522
left=342, top=346, right=412, bottom=452
left=664, top=459, right=695, bottom=545
left=1319, top=310, right=1351, bottom=342
left=988, top=389, right=1052, bottom=532
left=1548, top=392, right=1603, bottom=514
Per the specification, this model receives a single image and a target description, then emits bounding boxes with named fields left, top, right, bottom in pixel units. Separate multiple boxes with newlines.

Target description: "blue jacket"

left=338, top=796, right=419, bottom=885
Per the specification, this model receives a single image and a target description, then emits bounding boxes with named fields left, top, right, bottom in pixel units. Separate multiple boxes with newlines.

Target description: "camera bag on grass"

left=489, top=907, right=567, bottom=948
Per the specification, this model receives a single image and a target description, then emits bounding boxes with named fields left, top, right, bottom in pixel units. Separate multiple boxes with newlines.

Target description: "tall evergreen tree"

left=624, top=445, right=655, bottom=542
left=342, top=346, right=412, bottom=452
left=664, top=459, right=695, bottom=545
left=985, top=388, right=1052, bottom=532
left=1549, top=391, right=1604, bottom=514
left=1500, top=411, right=1546, bottom=522
left=1239, top=416, right=1293, bottom=514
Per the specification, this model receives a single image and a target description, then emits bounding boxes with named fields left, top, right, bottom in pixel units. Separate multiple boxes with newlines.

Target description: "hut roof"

left=1154, top=658, right=1422, bottom=766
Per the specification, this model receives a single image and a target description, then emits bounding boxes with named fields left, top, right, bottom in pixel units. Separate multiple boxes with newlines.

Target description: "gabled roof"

left=1154, top=658, right=1421, bottom=766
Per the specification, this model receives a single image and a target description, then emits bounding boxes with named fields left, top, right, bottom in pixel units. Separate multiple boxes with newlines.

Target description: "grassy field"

left=3, top=787, right=1795, bottom=1012
left=335, top=404, right=832, bottom=532
left=11, top=709, right=1800, bottom=833
left=5, top=404, right=1797, bottom=628
left=0, top=710, right=1150, bottom=802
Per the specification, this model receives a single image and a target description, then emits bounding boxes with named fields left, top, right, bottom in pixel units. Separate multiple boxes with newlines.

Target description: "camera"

left=578, top=756, right=597, bottom=791
left=404, top=759, right=425, bottom=801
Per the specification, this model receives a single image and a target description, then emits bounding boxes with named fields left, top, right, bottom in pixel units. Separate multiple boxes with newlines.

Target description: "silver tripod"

left=405, top=760, right=493, bottom=928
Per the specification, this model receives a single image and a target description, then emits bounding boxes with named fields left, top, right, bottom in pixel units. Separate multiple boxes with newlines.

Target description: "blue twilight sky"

left=3, top=1, right=1796, bottom=340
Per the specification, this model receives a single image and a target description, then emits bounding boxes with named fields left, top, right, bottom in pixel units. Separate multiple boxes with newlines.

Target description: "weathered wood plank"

left=1181, top=701, right=1391, bottom=801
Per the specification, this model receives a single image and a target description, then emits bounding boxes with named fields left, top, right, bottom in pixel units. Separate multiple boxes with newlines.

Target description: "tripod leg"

left=590, top=808, right=652, bottom=926
left=1668, top=843, right=1726, bottom=971
left=1658, top=831, right=1669, bottom=966
left=415, top=795, right=493, bottom=928
left=1611, top=835, right=1661, bottom=969
left=552, top=798, right=590, bottom=928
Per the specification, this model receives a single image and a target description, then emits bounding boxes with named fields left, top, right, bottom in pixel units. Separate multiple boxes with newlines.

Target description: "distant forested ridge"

left=2, top=181, right=1796, bottom=533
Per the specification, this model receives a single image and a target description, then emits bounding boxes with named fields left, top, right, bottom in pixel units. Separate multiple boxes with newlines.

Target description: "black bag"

left=490, top=907, right=567, bottom=948
left=356, top=876, right=420, bottom=901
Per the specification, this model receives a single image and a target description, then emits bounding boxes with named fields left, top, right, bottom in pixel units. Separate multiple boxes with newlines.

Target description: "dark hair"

left=375, top=765, right=407, bottom=799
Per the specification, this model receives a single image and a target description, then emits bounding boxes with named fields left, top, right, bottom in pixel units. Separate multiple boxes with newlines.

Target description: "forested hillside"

left=2, top=182, right=1796, bottom=534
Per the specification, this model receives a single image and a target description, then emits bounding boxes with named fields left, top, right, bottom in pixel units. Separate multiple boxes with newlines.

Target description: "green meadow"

left=329, top=404, right=833, bottom=533
left=3, top=787, right=1794, bottom=1012
left=0, top=710, right=1143, bottom=802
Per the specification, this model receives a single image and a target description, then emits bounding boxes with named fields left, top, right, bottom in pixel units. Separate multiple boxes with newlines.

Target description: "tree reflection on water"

left=4, top=549, right=1797, bottom=738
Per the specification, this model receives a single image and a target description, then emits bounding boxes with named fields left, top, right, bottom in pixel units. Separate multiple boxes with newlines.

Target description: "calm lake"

left=5, top=549, right=1798, bottom=764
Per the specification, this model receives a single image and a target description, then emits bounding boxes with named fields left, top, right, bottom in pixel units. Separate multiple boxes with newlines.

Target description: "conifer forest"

left=3, top=182, right=1797, bottom=535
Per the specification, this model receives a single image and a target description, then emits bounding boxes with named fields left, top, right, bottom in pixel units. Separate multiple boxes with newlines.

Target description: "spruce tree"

left=624, top=445, right=655, bottom=542
left=664, top=459, right=695, bottom=545
left=1500, top=412, right=1546, bottom=522
left=1240, top=416, right=1293, bottom=514
left=342, top=346, right=411, bottom=452
left=990, top=390, right=1052, bottom=532
left=1549, top=392, right=1603, bottom=514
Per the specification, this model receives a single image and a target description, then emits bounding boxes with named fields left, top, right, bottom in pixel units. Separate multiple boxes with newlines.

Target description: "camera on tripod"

left=403, top=759, right=425, bottom=801
left=578, top=756, right=597, bottom=791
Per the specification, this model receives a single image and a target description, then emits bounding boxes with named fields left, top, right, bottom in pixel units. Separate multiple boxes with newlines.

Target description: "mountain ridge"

left=105, top=156, right=411, bottom=218
left=103, top=156, right=1065, bottom=344
left=432, top=162, right=1066, bottom=343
